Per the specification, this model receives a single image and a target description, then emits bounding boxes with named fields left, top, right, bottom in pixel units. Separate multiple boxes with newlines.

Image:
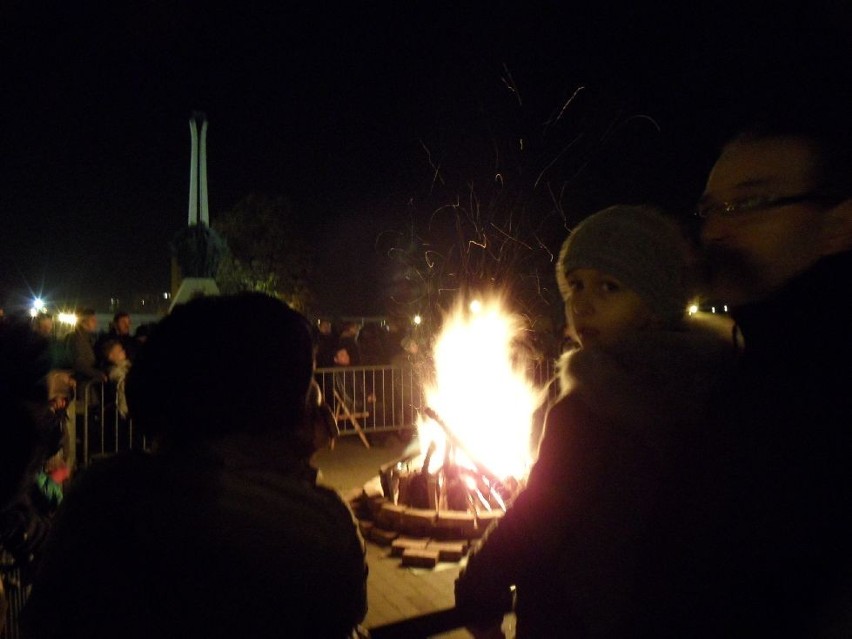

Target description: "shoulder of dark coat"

left=556, top=324, right=734, bottom=425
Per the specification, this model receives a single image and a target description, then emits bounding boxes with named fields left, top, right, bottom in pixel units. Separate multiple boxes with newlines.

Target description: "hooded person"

left=455, top=205, right=735, bottom=638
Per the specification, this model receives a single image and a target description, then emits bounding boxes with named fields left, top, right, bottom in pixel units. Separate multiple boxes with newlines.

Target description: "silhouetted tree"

left=213, top=194, right=313, bottom=312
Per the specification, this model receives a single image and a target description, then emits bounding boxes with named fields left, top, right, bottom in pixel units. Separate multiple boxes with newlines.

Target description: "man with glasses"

left=697, top=130, right=850, bottom=308
left=690, top=112, right=852, bottom=635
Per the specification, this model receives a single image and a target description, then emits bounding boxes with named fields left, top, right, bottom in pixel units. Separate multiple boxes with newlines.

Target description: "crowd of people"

left=3, top=294, right=369, bottom=638
left=313, top=318, right=428, bottom=369
left=2, top=100, right=851, bottom=638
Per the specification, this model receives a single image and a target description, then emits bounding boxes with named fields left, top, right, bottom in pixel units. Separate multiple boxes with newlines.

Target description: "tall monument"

left=169, top=111, right=226, bottom=312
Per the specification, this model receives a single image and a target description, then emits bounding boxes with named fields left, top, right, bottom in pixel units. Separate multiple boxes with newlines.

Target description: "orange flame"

left=419, top=296, right=542, bottom=480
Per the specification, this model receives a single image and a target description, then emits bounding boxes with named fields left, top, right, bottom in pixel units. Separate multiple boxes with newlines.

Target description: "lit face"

left=333, top=348, right=351, bottom=366
left=107, top=343, right=127, bottom=365
left=35, top=317, right=54, bottom=337
left=81, top=316, right=98, bottom=333
left=115, top=315, right=131, bottom=336
left=563, top=268, right=660, bottom=348
left=698, top=136, right=828, bottom=306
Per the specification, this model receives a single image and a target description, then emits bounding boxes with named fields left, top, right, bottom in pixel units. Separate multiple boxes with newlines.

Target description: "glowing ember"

left=418, top=296, right=542, bottom=481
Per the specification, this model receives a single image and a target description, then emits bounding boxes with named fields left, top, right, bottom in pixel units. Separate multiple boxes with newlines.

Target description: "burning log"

left=378, top=451, right=420, bottom=503
left=422, top=407, right=508, bottom=512
left=369, top=406, right=517, bottom=541
left=406, top=441, right=437, bottom=509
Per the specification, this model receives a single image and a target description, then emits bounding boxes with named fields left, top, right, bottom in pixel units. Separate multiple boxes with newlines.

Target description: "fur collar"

left=558, top=326, right=732, bottom=427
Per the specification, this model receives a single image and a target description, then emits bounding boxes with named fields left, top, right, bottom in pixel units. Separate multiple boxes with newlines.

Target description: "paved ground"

left=314, top=433, right=515, bottom=638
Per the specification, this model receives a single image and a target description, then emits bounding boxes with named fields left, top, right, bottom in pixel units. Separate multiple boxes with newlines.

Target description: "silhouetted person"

left=69, top=309, right=105, bottom=386
left=22, top=293, right=368, bottom=639
left=95, top=311, right=139, bottom=365
left=314, top=318, right=337, bottom=368
left=689, top=105, right=852, bottom=636
left=1, top=317, right=63, bottom=620
left=337, top=321, right=361, bottom=366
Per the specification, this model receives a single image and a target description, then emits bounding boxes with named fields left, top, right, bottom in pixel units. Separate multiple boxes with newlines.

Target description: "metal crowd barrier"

left=76, top=367, right=428, bottom=466
left=76, top=367, right=429, bottom=464
left=315, top=365, right=426, bottom=440
left=0, top=550, right=25, bottom=639
left=74, top=361, right=558, bottom=463
left=77, top=380, right=147, bottom=467
left=314, top=358, right=556, bottom=443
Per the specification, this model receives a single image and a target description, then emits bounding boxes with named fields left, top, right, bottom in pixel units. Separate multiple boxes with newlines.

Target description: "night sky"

left=2, top=2, right=849, bottom=317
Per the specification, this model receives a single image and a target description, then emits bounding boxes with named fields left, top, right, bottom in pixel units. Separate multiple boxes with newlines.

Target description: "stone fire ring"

left=349, top=475, right=505, bottom=568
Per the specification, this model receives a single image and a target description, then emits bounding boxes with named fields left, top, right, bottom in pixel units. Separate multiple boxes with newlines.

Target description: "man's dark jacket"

left=694, top=250, right=852, bottom=636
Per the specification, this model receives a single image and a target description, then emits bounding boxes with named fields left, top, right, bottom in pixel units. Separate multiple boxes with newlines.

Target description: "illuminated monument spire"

left=169, top=111, right=225, bottom=311
left=187, top=111, right=210, bottom=227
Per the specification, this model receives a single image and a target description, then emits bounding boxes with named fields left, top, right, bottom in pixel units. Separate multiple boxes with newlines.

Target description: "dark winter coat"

left=22, top=432, right=368, bottom=639
left=69, top=327, right=101, bottom=383
left=455, top=326, right=733, bottom=637
left=690, top=250, right=852, bottom=637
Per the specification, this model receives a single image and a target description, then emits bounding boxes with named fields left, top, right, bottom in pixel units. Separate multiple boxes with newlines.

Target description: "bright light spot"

left=469, top=299, right=482, bottom=314
left=419, top=296, right=541, bottom=481
left=688, top=304, right=699, bottom=315
left=57, top=312, right=77, bottom=325
left=33, top=298, right=45, bottom=312
left=413, top=314, right=422, bottom=326
left=29, top=307, right=39, bottom=318
left=163, top=292, right=171, bottom=300
left=723, top=305, right=728, bottom=313
left=711, top=306, right=716, bottom=314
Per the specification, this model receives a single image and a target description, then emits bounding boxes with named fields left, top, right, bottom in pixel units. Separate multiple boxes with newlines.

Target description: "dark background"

left=2, top=1, right=849, bottom=316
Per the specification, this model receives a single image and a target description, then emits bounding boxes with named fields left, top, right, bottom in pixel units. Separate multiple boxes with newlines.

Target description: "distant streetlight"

left=30, top=297, right=46, bottom=317
left=413, top=314, right=422, bottom=326
left=57, top=312, right=78, bottom=326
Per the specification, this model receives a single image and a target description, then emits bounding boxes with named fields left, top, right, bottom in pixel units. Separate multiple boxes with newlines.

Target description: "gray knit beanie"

left=556, top=205, right=689, bottom=327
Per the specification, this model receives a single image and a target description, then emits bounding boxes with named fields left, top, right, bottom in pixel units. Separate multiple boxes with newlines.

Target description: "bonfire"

left=381, top=296, right=544, bottom=520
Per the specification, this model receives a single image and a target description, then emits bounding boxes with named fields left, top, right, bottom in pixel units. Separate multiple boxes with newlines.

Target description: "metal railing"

left=315, top=365, right=426, bottom=439
left=0, top=550, right=25, bottom=639
left=73, top=362, right=558, bottom=465
left=77, top=380, right=147, bottom=467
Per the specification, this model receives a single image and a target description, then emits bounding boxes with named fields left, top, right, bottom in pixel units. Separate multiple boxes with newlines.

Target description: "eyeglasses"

left=694, top=192, right=823, bottom=219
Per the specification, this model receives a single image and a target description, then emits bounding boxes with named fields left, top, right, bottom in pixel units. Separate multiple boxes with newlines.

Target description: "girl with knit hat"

left=455, top=205, right=734, bottom=638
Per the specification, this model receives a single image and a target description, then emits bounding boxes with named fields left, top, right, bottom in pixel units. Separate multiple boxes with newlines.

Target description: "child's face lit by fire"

left=107, top=343, right=127, bottom=365
left=564, top=267, right=660, bottom=348
left=333, top=348, right=351, bottom=366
